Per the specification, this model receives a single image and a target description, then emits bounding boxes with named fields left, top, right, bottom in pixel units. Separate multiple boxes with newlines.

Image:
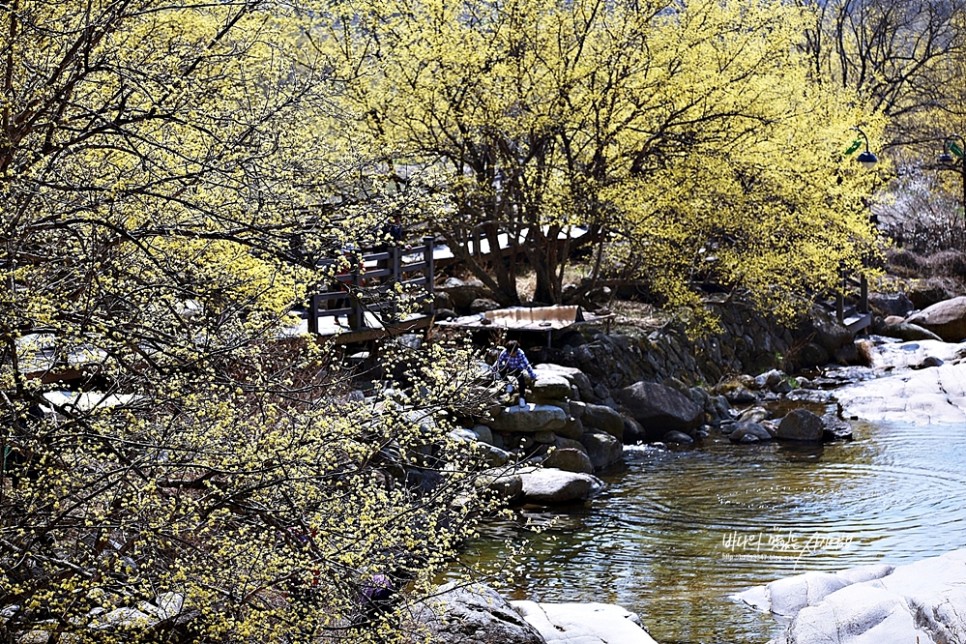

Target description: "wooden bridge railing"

left=307, top=236, right=435, bottom=335
left=834, top=269, right=872, bottom=334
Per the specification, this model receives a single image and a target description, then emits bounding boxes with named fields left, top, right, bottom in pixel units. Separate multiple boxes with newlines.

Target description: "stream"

left=463, top=412, right=966, bottom=643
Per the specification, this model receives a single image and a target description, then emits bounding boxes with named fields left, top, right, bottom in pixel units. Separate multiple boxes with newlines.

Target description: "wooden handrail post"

left=390, top=245, right=401, bottom=321
left=351, top=266, right=364, bottom=329
left=423, top=236, right=435, bottom=314
left=391, top=245, right=401, bottom=282
left=859, top=273, right=868, bottom=314
left=836, top=264, right=846, bottom=323
left=308, top=294, right=320, bottom=335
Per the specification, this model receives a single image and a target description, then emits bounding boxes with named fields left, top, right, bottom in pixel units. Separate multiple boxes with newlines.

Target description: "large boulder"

left=438, top=278, right=489, bottom=312
left=783, top=585, right=932, bottom=644
left=775, top=409, right=824, bottom=442
left=869, top=291, right=915, bottom=317
left=618, top=381, right=702, bottom=439
left=544, top=447, right=594, bottom=474
left=534, top=364, right=596, bottom=401
left=745, top=548, right=966, bottom=644
left=578, top=429, right=623, bottom=470
left=410, top=582, right=545, bottom=644
left=477, top=471, right=524, bottom=502
left=734, top=564, right=894, bottom=617
left=530, top=375, right=573, bottom=403
left=571, top=401, right=625, bottom=440
left=489, top=404, right=568, bottom=433
left=877, top=318, right=944, bottom=342
left=511, top=601, right=658, bottom=644
left=907, top=296, right=966, bottom=342
left=797, top=307, right=852, bottom=366
left=517, top=468, right=604, bottom=505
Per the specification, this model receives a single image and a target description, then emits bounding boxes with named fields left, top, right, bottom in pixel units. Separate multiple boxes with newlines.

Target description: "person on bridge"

left=494, top=340, right=537, bottom=407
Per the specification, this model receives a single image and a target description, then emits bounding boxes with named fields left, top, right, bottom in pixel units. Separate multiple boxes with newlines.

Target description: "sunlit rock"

left=907, top=296, right=966, bottom=342
left=511, top=601, right=659, bottom=644
left=517, top=467, right=604, bottom=505
left=742, top=549, right=966, bottom=644
left=411, top=582, right=545, bottom=644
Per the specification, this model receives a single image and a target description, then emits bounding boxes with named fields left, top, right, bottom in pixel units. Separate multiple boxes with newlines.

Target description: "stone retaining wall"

left=537, top=302, right=853, bottom=389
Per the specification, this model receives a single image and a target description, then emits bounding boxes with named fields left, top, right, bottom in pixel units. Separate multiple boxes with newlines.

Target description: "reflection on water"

left=461, top=417, right=966, bottom=644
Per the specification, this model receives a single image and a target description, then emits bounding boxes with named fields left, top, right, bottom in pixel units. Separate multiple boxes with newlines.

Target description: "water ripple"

left=472, top=420, right=966, bottom=643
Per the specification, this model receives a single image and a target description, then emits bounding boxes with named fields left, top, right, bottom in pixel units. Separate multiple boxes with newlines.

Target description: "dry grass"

left=511, top=264, right=669, bottom=333
left=514, top=262, right=597, bottom=302
left=611, top=300, right=671, bottom=332
left=923, top=249, right=966, bottom=281
left=884, top=248, right=925, bottom=276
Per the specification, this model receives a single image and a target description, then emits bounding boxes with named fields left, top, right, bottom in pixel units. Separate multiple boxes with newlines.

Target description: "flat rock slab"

left=511, top=601, right=659, bottom=644
left=834, top=339, right=966, bottom=425
left=734, top=564, right=895, bottom=617
left=747, top=548, right=966, bottom=644
left=490, top=404, right=569, bottom=433
left=835, top=362, right=966, bottom=425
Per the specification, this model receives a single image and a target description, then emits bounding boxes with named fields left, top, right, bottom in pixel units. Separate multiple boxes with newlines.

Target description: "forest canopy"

left=318, top=0, right=888, bottom=314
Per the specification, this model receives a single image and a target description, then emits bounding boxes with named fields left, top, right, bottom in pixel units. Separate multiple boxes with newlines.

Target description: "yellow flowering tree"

left=1, top=1, right=498, bottom=642
left=322, top=0, right=883, bottom=317
left=797, top=0, right=966, bottom=149
left=796, top=0, right=966, bottom=251
left=597, top=2, right=887, bottom=322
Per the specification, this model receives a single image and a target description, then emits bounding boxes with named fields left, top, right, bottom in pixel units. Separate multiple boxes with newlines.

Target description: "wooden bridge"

left=302, top=226, right=590, bottom=342
left=304, top=237, right=437, bottom=343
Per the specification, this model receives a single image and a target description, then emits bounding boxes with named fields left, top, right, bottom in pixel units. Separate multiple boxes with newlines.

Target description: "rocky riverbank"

left=834, top=337, right=966, bottom=424
left=736, top=549, right=966, bottom=644
left=457, top=359, right=854, bottom=508
left=417, top=324, right=867, bottom=643
left=424, top=288, right=966, bottom=644
left=728, top=333, right=966, bottom=644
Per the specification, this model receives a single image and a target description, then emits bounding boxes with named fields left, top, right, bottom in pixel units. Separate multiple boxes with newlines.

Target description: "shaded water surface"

left=464, top=418, right=966, bottom=643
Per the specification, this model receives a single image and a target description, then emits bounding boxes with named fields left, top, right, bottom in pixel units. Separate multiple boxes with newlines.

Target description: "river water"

left=465, top=413, right=966, bottom=643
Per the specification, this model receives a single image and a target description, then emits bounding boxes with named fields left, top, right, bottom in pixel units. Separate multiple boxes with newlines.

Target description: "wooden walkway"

left=303, top=226, right=589, bottom=341
left=432, top=225, right=589, bottom=268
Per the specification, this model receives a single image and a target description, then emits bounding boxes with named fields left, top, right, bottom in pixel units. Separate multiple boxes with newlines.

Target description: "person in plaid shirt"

left=494, top=340, right=537, bottom=407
